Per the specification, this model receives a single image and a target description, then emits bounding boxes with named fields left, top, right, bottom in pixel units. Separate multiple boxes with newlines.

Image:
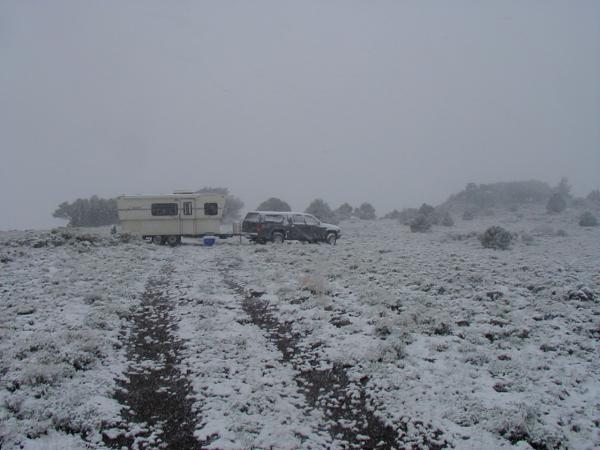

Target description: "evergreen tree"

left=305, top=199, right=337, bottom=223
left=354, top=202, right=376, bottom=220
left=257, top=197, right=292, bottom=211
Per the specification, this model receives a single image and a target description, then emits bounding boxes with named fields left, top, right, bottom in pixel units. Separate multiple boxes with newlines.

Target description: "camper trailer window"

left=183, top=202, right=193, bottom=216
left=204, top=203, right=218, bottom=216
left=151, top=203, right=178, bottom=216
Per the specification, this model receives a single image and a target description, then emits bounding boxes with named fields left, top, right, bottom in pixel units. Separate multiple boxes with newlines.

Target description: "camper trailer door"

left=180, top=199, right=195, bottom=235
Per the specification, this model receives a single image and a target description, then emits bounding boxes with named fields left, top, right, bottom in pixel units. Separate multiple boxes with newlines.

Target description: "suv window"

left=305, top=215, right=319, bottom=226
left=292, top=214, right=305, bottom=224
left=264, top=214, right=284, bottom=223
left=244, top=212, right=260, bottom=223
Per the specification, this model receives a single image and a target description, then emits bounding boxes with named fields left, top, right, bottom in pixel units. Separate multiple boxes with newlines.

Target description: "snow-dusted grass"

left=218, top=206, right=600, bottom=449
left=0, top=229, right=170, bottom=449
left=1, top=206, right=599, bottom=448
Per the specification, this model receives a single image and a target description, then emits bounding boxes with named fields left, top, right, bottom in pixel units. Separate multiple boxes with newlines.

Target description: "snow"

left=1, top=207, right=599, bottom=449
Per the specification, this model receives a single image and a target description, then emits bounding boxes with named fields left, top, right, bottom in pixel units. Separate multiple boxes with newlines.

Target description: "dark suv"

left=242, top=211, right=341, bottom=244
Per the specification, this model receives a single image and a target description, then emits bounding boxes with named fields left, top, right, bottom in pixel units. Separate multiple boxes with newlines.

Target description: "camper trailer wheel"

left=166, top=235, right=180, bottom=247
left=272, top=232, right=284, bottom=244
left=152, top=235, right=164, bottom=245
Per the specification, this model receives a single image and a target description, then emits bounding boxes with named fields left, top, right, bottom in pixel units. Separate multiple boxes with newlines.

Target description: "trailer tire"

left=152, top=235, right=164, bottom=245
left=166, top=235, right=180, bottom=247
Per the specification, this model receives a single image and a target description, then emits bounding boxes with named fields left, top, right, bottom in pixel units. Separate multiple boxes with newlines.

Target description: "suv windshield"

left=244, top=212, right=260, bottom=223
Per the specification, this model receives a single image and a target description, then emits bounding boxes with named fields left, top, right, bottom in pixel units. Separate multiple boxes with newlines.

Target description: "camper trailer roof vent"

left=173, top=190, right=195, bottom=194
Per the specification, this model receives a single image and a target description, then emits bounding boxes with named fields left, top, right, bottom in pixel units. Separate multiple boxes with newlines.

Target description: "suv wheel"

left=326, top=232, right=337, bottom=245
left=272, top=232, right=284, bottom=244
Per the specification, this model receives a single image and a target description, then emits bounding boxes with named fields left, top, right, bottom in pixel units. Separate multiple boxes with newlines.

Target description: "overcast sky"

left=1, top=0, right=599, bottom=230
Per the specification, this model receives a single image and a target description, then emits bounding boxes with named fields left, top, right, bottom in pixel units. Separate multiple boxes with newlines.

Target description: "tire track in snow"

left=103, top=267, right=205, bottom=449
left=222, top=259, right=447, bottom=449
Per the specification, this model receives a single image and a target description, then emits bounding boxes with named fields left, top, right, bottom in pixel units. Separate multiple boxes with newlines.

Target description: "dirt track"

left=102, top=259, right=446, bottom=449
left=103, top=269, right=204, bottom=449
left=224, top=273, right=447, bottom=450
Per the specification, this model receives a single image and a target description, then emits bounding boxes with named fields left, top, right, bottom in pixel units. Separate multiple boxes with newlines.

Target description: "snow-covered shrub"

left=479, top=226, right=513, bottom=250
left=0, top=253, right=13, bottom=263
left=520, top=232, right=534, bottom=245
left=410, top=214, right=432, bottom=232
left=369, top=340, right=406, bottom=363
left=546, top=193, right=566, bottom=213
left=61, top=230, right=74, bottom=240
left=578, top=211, right=598, bottom=227
left=432, top=321, right=453, bottom=336
left=300, top=275, right=329, bottom=296
left=463, top=350, right=490, bottom=366
left=440, top=211, right=454, bottom=227
left=354, top=202, right=376, bottom=220
left=382, top=209, right=401, bottom=220
left=83, top=292, right=103, bottom=305
left=397, top=208, right=419, bottom=225
left=116, top=232, right=137, bottom=243
left=418, top=203, right=435, bottom=216
left=374, top=317, right=393, bottom=338
left=358, top=287, right=389, bottom=306
left=587, top=189, right=600, bottom=203
left=492, top=403, right=564, bottom=449
left=566, top=286, right=596, bottom=301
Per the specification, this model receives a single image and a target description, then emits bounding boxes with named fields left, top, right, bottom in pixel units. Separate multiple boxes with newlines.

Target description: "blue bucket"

left=203, top=237, right=216, bottom=247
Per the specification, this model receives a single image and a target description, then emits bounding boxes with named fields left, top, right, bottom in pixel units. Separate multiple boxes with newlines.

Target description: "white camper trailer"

left=117, top=193, right=226, bottom=245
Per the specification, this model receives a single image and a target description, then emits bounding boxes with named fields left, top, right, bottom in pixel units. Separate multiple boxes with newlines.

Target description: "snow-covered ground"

left=1, top=207, right=599, bottom=449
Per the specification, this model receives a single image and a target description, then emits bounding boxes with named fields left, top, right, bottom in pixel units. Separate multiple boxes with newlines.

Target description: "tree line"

left=52, top=178, right=599, bottom=227
left=52, top=192, right=377, bottom=227
left=53, top=196, right=118, bottom=227
left=256, top=197, right=376, bottom=224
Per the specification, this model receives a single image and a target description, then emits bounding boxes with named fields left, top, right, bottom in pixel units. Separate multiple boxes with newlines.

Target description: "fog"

left=1, top=0, right=599, bottom=230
